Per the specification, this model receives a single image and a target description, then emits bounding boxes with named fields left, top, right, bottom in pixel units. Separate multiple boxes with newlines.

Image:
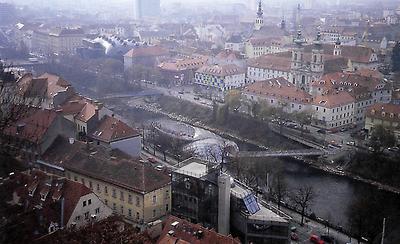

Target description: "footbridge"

left=229, top=148, right=335, bottom=158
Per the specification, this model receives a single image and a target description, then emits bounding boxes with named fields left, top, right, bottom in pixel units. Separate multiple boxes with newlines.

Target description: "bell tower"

left=311, top=31, right=324, bottom=76
left=254, top=0, right=264, bottom=31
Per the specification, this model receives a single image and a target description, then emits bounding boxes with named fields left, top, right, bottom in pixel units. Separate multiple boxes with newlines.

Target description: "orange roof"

left=319, top=72, right=381, bottom=92
left=59, top=95, right=100, bottom=123
left=159, top=56, right=208, bottom=72
left=245, top=77, right=311, bottom=103
left=248, top=55, right=291, bottom=72
left=91, top=115, right=140, bottom=143
left=3, top=107, right=58, bottom=144
left=312, top=91, right=355, bottom=108
left=157, top=216, right=240, bottom=244
left=124, top=46, right=169, bottom=58
left=367, top=103, right=400, bottom=123
left=196, top=64, right=244, bottom=77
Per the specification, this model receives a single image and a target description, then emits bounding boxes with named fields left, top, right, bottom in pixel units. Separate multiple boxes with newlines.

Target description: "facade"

left=243, top=77, right=312, bottom=114
left=311, top=91, right=356, bottom=129
left=36, top=137, right=171, bottom=228
left=194, top=64, right=246, bottom=92
left=123, top=45, right=169, bottom=71
left=171, top=158, right=290, bottom=244
left=89, top=115, right=142, bottom=157
left=244, top=38, right=287, bottom=59
left=158, top=56, right=209, bottom=84
left=172, top=158, right=220, bottom=229
left=32, top=28, right=85, bottom=55
left=365, top=103, right=400, bottom=140
left=2, top=169, right=112, bottom=238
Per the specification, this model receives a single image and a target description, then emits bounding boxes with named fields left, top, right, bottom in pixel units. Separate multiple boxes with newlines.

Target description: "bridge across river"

left=229, top=148, right=336, bottom=158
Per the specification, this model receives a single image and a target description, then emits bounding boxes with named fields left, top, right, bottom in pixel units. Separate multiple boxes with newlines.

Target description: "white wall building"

left=194, top=64, right=246, bottom=92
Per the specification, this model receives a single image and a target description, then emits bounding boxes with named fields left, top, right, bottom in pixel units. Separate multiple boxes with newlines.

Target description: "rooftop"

left=90, top=115, right=140, bottom=143
left=196, top=64, right=244, bottom=77
left=157, top=215, right=240, bottom=244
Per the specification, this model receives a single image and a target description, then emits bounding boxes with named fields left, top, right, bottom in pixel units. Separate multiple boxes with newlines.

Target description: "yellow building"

left=63, top=154, right=171, bottom=228
left=35, top=136, right=171, bottom=229
left=365, top=103, right=400, bottom=140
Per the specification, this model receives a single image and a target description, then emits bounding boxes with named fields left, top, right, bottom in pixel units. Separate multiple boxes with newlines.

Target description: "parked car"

left=310, top=235, right=325, bottom=244
left=346, top=141, right=355, bottom=146
left=320, top=235, right=335, bottom=243
left=147, top=157, right=157, bottom=164
left=317, top=129, right=326, bottom=134
left=290, top=232, right=299, bottom=241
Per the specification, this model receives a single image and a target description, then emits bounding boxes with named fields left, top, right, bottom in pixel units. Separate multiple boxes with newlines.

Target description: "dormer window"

left=40, top=192, right=48, bottom=201
left=382, top=112, right=386, bottom=117
left=390, top=113, right=394, bottom=118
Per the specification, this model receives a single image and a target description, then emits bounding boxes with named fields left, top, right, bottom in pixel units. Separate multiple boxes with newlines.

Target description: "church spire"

left=257, top=0, right=263, bottom=17
left=254, top=0, right=264, bottom=31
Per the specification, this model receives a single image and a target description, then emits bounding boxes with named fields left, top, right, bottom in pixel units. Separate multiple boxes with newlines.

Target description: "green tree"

left=225, top=90, right=241, bottom=112
left=369, top=125, right=397, bottom=153
left=392, top=41, right=400, bottom=72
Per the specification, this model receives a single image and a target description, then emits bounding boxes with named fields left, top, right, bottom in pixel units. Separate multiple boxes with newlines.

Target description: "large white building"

left=194, top=64, right=246, bottom=92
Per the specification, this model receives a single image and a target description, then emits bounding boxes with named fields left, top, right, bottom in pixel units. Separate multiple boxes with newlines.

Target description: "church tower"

left=290, top=29, right=307, bottom=89
left=311, top=31, right=324, bottom=78
left=254, top=0, right=264, bottom=31
left=333, top=37, right=342, bottom=56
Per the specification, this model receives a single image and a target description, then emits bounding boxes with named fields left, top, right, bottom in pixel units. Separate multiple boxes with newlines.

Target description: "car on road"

left=317, top=129, right=326, bottom=134
left=178, top=91, right=184, bottom=94
left=346, top=141, right=355, bottom=146
left=194, top=96, right=200, bottom=100
left=310, top=235, right=324, bottom=244
left=147, top=157, right=158, bottom=164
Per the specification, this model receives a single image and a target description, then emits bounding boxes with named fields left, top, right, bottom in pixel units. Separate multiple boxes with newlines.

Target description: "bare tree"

left=270, top=172, right=288, bottom=210
left=291, top=186, right=315, bottom=225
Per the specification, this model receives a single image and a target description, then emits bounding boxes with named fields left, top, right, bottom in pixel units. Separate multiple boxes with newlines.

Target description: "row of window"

left=75, top=208, right=100, bottom=222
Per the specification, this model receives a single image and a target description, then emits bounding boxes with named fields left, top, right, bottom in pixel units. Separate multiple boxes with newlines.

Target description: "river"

left=109, top=102, right=400, bottom=230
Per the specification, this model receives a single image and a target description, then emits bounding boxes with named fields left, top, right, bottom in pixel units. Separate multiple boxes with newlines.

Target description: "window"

left=128, top=209, right=132, bottom=217
left=105, top=186, right=108, bottom=194
left=153, top=209, right=156, bottom=217
left=89, top=181, right=92, bottom=189
left=136, top=196, right=140, bottom=207
left=136, top=212, right=140, bottom=220
left=81, top=178, right=85, bottom=185
left=75, top=215, right=81, bottom=221
left=152, top=196, right=157, bottom=205
left=105, top=199, right=108, bottom=206
left=97, top=184, right=100, bottom=192
left=83, top=200, right=87, bottom=207
left=120, top=205, right=124, bottom=214
left=95, top=208, right=100, bottom=214
left=113, top=203, right=116, bottom=210
left=120, top=191, right=124, bottom=201
left=166, top=204, right=169, bottom=212
left=165, top=190, right=169, bottom=199
left=84, top=211, right=89, bottom=220
left=88, top=199, right=91, bottom=205
left=112, top=189, right=116, bottom=198
left=128, top=194, right=132, bottom=204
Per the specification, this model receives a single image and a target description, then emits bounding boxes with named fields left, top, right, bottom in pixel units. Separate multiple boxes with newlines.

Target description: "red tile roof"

left=9, top=169, right=92, bottom=226
left=3, top=107, right=58, bottom=143
left=248, top=55, right=291, bottom=72
left=312, top=91, right=355, bottom=108
left=245, top=77, right=311, bottom=103
left=303, top=44, right=376, bottom=64
left=58, top=95, right=100, bottom=123
left=41, top=137, right=170, bottom=194
left=196, top=64, right=245, bottom=77
left=159, top=56, right=208, bottom=72
left=124, top=46, right=169, bottom=58
left=157, top=216, right=240, bottom=244
left=91, top=115, right=140, bottom=143
left=367, top=103, right=400, bottom=123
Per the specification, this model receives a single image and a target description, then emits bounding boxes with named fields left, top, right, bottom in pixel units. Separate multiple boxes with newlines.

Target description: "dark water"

left=235, top=140, right=400, bottom=228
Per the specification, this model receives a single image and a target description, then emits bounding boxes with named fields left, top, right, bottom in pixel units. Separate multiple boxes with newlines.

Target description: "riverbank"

left=115, top=95, right=400, bottom=195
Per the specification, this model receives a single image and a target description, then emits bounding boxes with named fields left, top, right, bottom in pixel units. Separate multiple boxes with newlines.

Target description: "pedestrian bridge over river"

left=229, top=148, right=335, bottom=158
